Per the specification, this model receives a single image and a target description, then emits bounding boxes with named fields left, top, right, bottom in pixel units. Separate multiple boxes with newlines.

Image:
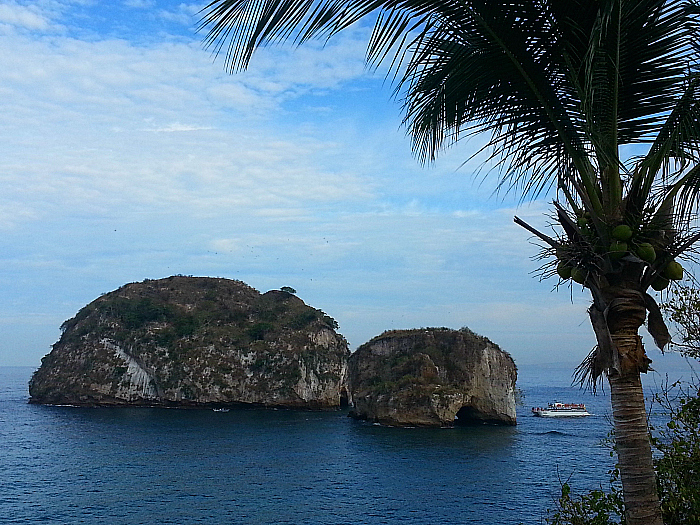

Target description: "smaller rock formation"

left=29, top=276, right=349, bottom=409
left=347, top=327, right=517, bottom=426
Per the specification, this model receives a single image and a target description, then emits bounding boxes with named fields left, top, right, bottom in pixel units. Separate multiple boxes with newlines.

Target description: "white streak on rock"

left=103, top=339, right=158, bottom=401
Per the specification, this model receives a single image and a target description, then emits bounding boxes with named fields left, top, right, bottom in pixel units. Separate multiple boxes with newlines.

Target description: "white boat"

left=532, top=402, right=591, bottom=417
left=212, top=408, right=230, bottom=413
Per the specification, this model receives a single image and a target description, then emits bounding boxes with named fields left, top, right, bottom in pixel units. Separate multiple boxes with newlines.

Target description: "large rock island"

left=348, top=327, right=517, bottom=426
left=29, top=276, right=350, bottom=409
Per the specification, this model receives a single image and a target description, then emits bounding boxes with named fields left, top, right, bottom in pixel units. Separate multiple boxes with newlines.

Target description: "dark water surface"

left=0, top=364, right=690, bottom=524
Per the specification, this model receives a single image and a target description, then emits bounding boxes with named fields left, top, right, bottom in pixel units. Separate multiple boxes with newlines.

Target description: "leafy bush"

left=546, top=482, right=624, bottom=525
left=651, top=384, right=700, bottom=525
left=113, top=297, right=172, bottom=329
left=289, top=310, right=319, bottom=329
left=662, top=286, right=700, bottom=359
left=247, top=322, right=273, bottom=341
left=173, top=314, right=199, bottom=337
left=321, top=313, right=339, bottom=330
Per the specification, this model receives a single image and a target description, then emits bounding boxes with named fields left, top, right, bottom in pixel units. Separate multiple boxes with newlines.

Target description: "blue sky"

left=2, top=0, right=677, bottom=369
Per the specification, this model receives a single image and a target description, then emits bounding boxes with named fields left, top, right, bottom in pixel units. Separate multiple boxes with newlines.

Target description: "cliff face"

left=29, top=276, right=349, bottom=409
left=347, top=328, right=517, bottom=426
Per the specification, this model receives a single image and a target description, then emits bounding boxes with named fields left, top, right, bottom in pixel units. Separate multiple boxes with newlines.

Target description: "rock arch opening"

left=454, top=405, right=482, bottom=426
left=339, top=387, right=349, bottom=408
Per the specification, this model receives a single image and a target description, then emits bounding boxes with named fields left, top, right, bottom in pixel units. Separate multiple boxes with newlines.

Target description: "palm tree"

left=199, top=1, right=700, bottom=523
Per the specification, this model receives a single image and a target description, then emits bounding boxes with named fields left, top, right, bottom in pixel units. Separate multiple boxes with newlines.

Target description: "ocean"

left=0, top=362, right=693, bottom=525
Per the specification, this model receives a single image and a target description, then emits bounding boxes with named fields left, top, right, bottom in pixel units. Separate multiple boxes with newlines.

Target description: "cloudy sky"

left=2, top=0, right=676, bottom=370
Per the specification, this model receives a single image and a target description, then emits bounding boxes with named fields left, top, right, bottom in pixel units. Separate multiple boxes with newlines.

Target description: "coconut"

left=651, top=275, right=670, bottom=291
left=577, top=217, right=589, bottom=227
left=612, top=224, right=633, bottom=242
left=556, top=261, right=573, bottom=280
left=635, top=242, right=656, bottom=263
left=663, top=260, right=684, bottom=281
left=555, top=248, right=566, bottom=259
left=571, top=267, right=587, bottom=284
left=609, top=241, right=628, bottom=260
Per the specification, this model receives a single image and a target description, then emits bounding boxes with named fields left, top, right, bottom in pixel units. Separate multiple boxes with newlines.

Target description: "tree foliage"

left=547, top=480, right=625, bottom=525
left=662, top=285, right=700, bottom=359
left=652, top=384, right=700, bottom=525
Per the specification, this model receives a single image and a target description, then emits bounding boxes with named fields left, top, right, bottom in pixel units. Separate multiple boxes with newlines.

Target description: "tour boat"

left=531, top=402, right=591, bottom=417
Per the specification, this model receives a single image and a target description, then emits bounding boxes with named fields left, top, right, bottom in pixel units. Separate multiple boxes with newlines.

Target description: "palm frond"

left=199, top=0, right=355, bottom=71
left=399, top=1, right=593, bottom=200
left=200, top=0, right=700, bottom=214
left=615, top=1, right=691, bottom=142
left=199, top=0, right=440, bottom=72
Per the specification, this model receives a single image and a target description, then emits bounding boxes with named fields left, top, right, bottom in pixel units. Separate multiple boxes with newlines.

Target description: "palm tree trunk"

left=608, top=371, right=663, bottom=525
left=593, top=286, right=663, bottom=525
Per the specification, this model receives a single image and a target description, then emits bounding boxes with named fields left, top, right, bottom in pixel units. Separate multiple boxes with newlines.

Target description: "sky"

left=0, top=0, right=683, bottom=371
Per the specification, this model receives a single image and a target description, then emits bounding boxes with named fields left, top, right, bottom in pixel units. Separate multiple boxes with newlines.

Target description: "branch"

left=513, top=216, right=561, bottom=249
left=552, top=200, right=583, bottom=241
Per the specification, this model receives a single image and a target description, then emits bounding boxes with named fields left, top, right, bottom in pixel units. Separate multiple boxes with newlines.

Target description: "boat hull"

left=531, top=402, right=591, bottom=417
left=532, top=410, right=590, bottom=417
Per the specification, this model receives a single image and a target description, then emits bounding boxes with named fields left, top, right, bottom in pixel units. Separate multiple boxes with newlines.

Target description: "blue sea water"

left=0, top=363, right=693, bottom=525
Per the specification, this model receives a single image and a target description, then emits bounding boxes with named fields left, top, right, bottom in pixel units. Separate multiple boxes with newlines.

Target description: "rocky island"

left=347, top=327, right=517, bottom=426
left=29, top=276, right=350, bottom=409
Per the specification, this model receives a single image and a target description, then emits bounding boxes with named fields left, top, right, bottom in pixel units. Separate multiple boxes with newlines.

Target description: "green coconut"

left=609, top=241, right=628, bottom=260
left=571, top=267, right=587, bottom=284
left=612, top=224, right=633, bottom=242
left=651, top=275, right=670, bottom=291
left=577, top=217, right=589, bottom=227
left=556, top=261, right=573, bottom=280
left=635, top=242, right=656, bottom=263
left=663, top=260, right=684, bottom=281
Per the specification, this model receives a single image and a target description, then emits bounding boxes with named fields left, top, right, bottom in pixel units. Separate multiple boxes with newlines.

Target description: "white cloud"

left=0, top=201, right=39, bottom=230
left=0, top=29, right=380, bottom=227
left=124, top=0, right=155, bottom=8
left=157, top=3, right=200, bottom=25
left=144, top=123, right=213, bottom=132
left=0, top=2, right=52, bottom=31
left=210, top=238, right=242, bottom=254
